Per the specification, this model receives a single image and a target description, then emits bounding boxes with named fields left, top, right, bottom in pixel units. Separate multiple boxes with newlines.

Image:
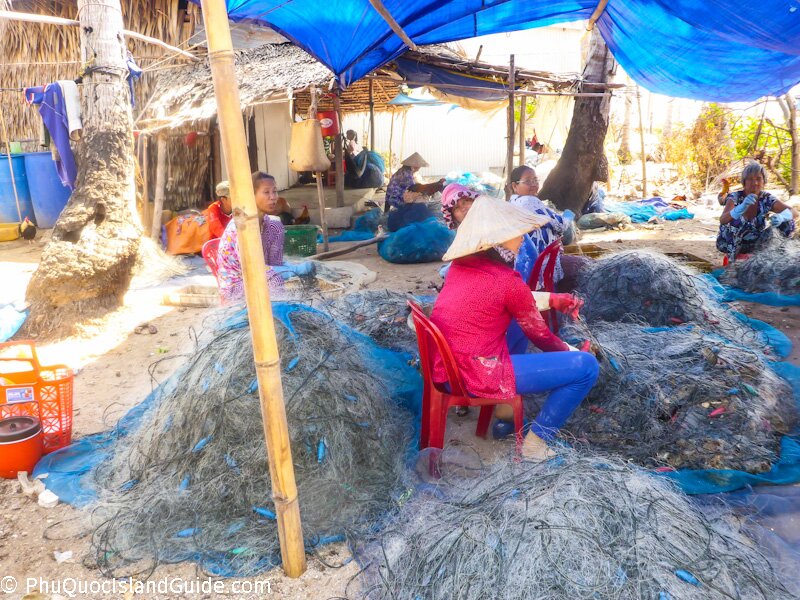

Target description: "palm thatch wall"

left=0, top=0, right=198, bottom=144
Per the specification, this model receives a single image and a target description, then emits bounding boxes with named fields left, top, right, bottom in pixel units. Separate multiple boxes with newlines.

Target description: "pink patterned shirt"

left=216, top=216, right=285, bottom=304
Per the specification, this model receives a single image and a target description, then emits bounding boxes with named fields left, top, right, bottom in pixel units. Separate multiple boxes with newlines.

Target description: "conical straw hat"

left=442, top=195, right=549, bottom=261
left=401, top=152, right=429, bottom=168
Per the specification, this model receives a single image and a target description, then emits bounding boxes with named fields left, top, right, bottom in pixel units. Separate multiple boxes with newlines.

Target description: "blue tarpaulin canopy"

left=213, top=0, right=800, bottom=101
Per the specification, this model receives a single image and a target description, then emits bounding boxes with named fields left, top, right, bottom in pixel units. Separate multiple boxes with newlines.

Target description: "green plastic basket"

left=283, top=225, right=318, bottom=257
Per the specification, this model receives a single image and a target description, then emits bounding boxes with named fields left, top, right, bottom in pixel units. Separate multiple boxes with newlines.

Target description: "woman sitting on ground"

left=508, top=165, right=585, bottom=292
left=216, top=172, right=286, bottom=304
left=431, top=196, right=599, bottom=460
left=385, top=153, right=445, bottom=231
left=717, top=161, right=797, bottom=259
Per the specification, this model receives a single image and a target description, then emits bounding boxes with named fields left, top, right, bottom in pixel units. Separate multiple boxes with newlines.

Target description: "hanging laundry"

left=56, top=80, right=82, bottom=141
left=24, top=83, right=78, bottom=190
left=126, top=54, right=143, bottom=106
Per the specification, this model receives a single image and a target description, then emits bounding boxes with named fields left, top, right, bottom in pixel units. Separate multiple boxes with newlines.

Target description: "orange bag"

left=165, top=211, right=212, bottom=255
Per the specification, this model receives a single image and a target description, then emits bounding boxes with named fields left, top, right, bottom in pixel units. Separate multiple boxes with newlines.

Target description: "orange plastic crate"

left=0, top=341, right=73, bottom=454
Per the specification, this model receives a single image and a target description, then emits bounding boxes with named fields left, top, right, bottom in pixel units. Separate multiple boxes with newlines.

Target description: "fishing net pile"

left=319, top=290, right=419, bottom=354
left=88, top=305, right=415, bottom=578
left=356, top=452, right=793, bottom=599
left=575, top=250, right=763, bottom=347
left=379, top=218, right=455, bottom=264
left=558, top=320, right=796, bottom=472
left=720, top=237, right=800, bottom=295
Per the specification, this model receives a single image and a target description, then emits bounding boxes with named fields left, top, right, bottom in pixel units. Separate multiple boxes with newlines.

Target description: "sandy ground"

left=0, top=203, right=797, bottom=599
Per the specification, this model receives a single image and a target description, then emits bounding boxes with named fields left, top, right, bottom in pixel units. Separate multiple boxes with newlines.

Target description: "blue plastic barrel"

left=0, top=155, right=35, bottom=224
left=23, top=152, right=72, bottom=228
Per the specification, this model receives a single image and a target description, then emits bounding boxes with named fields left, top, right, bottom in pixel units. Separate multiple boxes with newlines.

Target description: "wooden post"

left=388, top=109, right=395, bottom=176
left=315, top=172, right=329, bottom=251
left=518, top=94, right=527, bottom=165
left=150, top=133, right=167, bottom=239
left=333, top=92, right=345, bottom=208
left=141, top=135, right=151, bottom=233
left=369, top=78, right=376, bottom=151
left=199, top=0, right=306, bottom=578
left=635, top=85, right=647, bottom=199
left=505, top=54, right=515, bottom=199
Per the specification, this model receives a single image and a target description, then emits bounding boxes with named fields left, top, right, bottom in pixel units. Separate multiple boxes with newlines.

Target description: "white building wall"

left=220, top=100, right=298, bottom=191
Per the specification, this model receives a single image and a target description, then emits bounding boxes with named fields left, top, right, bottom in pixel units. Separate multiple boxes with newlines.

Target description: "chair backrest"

left=407, top=301, right=468, bottom=397
left=528, top=239, right=561, bottom=292
left=202, top=238, right=221, bottom=280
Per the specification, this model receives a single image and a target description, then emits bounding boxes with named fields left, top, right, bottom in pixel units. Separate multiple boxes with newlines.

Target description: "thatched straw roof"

left=141, top=43, right=334, bottom=131
left=141, top=41, right=583, bottom=131
left=0, top=0, right=196, bottom=143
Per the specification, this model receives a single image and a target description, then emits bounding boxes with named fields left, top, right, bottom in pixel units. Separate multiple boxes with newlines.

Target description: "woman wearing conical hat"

left=384, top=153, right=445, bottom=231
left=429, top=196, right=599, bottom=460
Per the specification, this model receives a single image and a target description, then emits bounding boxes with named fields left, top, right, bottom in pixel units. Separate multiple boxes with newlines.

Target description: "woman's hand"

left=549, top=293, right=584, bottom=319
left=403, top=189, right=421, bottom=204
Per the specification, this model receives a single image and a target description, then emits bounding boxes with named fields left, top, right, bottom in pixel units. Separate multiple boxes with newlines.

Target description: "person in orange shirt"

left=207, top=180, right=233, bottom=239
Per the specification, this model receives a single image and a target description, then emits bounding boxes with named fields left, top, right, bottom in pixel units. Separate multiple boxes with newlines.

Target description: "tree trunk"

left=24, top=0, right=140, bottom=335
left=785, top=93, right=798, bottom=195
left=539, top=28, right=615, bottom=213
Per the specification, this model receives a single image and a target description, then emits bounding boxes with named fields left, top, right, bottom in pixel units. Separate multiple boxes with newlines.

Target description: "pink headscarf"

left=441, top=183, right=479, bottom=229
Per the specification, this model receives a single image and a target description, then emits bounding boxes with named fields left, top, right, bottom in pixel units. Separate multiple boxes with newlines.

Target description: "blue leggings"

left=509, top=350, right=599, bottom=442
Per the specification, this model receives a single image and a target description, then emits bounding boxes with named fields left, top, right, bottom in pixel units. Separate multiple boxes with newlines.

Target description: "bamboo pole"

left=199, top=0, right=306, bottom=577
left=518, top=94, right=527, bottom=165
left=369, top=78, right=376, bottom=151
left=505, top=54, right=515, bottom=199
left=315, top=172, right=329, bottom=251
left=333, top=92, right=345, bottom=208
left=150, top=133, right=167, bottom=239
left=0, top=9, right=198, bottom=60
left=0, top=102, right=24, bottom=223
left=635, top=85, right=647, bottom=199
left=366, top=0, right=418, bottom=51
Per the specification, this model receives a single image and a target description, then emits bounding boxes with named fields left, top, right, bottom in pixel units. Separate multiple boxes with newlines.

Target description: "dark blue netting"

left=379, top=217, right=454, bottom=264
left=209, top=1, right=800, bottom=100
left=660, top=361, right=800, bottom=495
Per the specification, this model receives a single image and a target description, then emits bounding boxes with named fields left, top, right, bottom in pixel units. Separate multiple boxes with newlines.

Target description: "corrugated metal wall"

left=344, top=105, right=509, bottom=179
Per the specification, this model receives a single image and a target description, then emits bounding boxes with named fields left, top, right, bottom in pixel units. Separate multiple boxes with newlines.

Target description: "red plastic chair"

left=202, top=238, right=221, bottom=281
left=408, top=301, right=524, bottom=457
left=527, top=239, right=562, bottom=333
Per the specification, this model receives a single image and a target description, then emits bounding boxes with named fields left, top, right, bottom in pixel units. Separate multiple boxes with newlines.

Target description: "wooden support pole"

left=518, top=94, right=527, bottom=165
left=366, top=0, right=418, bottom=51
left=333, top=92, right=345, bottom=208
left=586, top=0, right=609, bottom=30
left=315, top=172, right=329, bottom=251
left=308, top=234, right=387, bottom=260
left=199, top=0, right=306, bottom=578
left=141, top=135, right=151, bottom=233
left=635, top=86, right=647, bottom=199
left=150, top=134, right=167, bottom=239
left=505, top=54, right=515, bottom=199
left=388, top=109, right=396, bottom=177
left=369, top=78, right=376, bottom=151
left=0, top=9, right=198, bottom=60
